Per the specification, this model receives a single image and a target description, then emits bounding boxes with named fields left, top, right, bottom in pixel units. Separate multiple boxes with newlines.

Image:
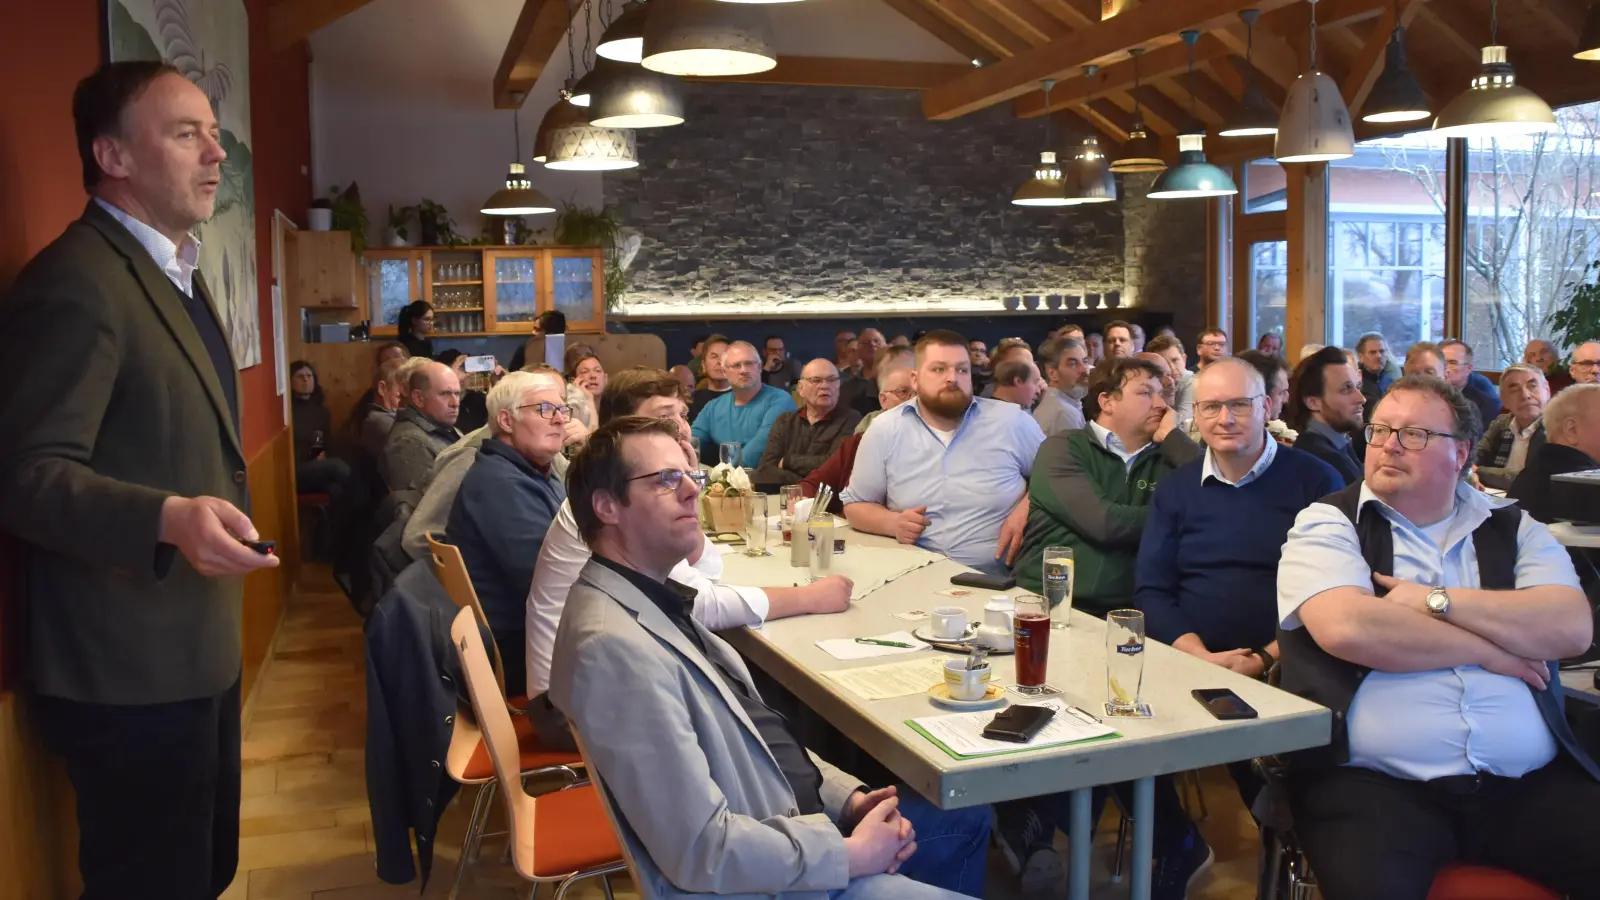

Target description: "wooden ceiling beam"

left=1107, top=89, right=1179, bottom=134
left=268, top=0, right=378, bottom=50
left=1220, top=55, right=1289, bottom=107
left=1128, top=84, right=1195, bottom=133
left=1030, top=0, right=1098, bottom=29
left=1213, top=18, right=1306, bottom=89
left=1083, top=97, right=1139, bottom=134
left=879, top=0, right=999, bottom=64
left=921, top=0, right=1302, bottom=120
left=493, top=0, right=573, bottom=109
left=1342, top=1, right=1422, bottom=116
left=1149, top=76, right=1227, bottom=128
left=921, top=0, right=1035, bottom=57
left=689, top=57, right=972, bottom=90
left=1059, top=109, right=1126, bottom=152
left=1011, top=31, right=1233, bottom=117
left=1416, top=3, right=1485, bottom=59
left=969, top=0, right=1071, bottom=44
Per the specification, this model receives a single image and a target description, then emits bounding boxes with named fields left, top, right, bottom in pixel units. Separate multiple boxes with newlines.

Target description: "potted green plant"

left=417, top=199, right=464, bottom=247
left=307, top=197, right=333, bottom=231
left=326, top=183, right=369, bottom=253
left=1549, top=260, right=1600, bottom=363
left=555, top=203, right=631, bottom=309
left=387, top=204, right=417, bottom=247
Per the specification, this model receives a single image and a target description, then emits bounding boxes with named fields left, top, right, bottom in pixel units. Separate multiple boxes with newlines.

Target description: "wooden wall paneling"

left=242, top=426, right=297, bottom=703
left=515, top=332, right=668, bottom=376
left=0, top=691, right=78, bottom=900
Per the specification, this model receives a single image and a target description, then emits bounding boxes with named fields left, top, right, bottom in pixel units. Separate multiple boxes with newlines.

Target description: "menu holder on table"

left=907, top=698, right=1119, bottom=760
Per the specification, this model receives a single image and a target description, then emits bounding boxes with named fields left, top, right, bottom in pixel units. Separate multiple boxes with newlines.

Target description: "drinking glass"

left=778, top=485, right=803, bottom=544
left=1043, top=546, right=1075, bottom=629
left=1013, top=595, right=1051, bottom=694
left=744, top=493, right=771, bottom=557
left=719, top=442, right=743, bottom=469
left=1106, top=609, right=1146, bottom=714
left=807, top=505, right=836, bottom=581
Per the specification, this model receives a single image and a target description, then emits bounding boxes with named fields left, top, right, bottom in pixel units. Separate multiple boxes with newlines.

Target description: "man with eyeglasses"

left=754, top=359, right=861, bottom=486
left=1286, top=347, right=1367, bottom=486
left=443, top=372, right=568, bottom=696
left=802, top=366, right=916, bottom=514
left=550, top=417, right=990, bottom=900
left=1195, top=328, right=1230, bottom=370
left=1569, top=340, right=1600, bottom=386
left=1033, top=335, right=1090, bottom=437
left=382, top=361, right=463, bottom=493
left=1439, top=339, right=1502, bottom=434
left=1276, top=374, right=1596, bottom=900
left=1131, top=358, right=1340, bottom=891
left=1476, top=363, right=1549, bottom=490
left=691, top=341, right=796, bottom=467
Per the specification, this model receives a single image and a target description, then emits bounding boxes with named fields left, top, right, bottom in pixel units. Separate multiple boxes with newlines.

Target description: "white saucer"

left=928, top=683, right=1007, bottom=709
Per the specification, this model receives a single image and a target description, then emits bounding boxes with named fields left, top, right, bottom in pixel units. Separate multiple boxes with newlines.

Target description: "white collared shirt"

left=94, top=198, right=201, bottom=296
left=1088, top=420, right=1155, bottom=473
left=1201, top=433, right=1278, bottom=487
left=1507, top=417, right=1540, bottom=472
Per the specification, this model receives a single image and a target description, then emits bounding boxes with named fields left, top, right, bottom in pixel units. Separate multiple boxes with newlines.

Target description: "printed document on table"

left=908, top=699, right=1119, bottom=759
left=816, top=631, right=926, bottom=660
left=823, top=657, right=952, bottom=700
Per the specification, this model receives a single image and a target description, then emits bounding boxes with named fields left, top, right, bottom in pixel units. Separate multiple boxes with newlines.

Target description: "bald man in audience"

left=991, top=358, right=1045, bottom=409
left=755, top=360, right=862, bottom=485
left=1525, top=338, right=1574, bottom=393
left=1570, top=341, right=1600, bottom=386
left=382, top=361, right=462, bottom=493
left=669, top=364, right=695, bottom=392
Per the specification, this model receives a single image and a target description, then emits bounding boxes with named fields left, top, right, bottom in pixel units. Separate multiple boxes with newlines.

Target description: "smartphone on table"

left=1192, top=688, right=1258, bottom=720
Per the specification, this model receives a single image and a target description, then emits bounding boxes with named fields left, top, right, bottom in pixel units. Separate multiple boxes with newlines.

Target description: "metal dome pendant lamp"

left=1275, top=0, right=1356, bottom=162
left=1065, top=65, right=1117, bottom=203
left=1109, top=48, right=1167, bottom=173
left=1013, top=79, right=1075, bottom=207
left=1362, top=0, right=1431, bottom=123
left=1219, top=9, right=1280, bottom=137
left=1148, top=31, right=1238, bottom=199
left=1432, top=0, right=1556, bottom=138
left=482, top=99, right=557, bottom=216
left=641, top=0, right=777, bottom=77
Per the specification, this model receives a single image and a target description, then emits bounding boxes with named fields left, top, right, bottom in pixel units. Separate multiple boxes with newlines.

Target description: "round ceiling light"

left=641, top=0, right=777, bottom=77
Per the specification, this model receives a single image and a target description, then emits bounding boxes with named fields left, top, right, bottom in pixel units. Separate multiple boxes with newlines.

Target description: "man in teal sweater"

left=1015, top=358, right=1201, bottom=613
left=690, top=341, right=796, bottom=466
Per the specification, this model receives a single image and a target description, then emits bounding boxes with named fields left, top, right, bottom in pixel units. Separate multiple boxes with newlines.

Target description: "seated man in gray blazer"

left=550, top=417, right=986, bottom=900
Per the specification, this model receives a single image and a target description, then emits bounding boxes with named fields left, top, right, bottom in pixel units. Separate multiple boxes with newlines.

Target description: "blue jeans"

left=885, top=790, right=989, bottom=897
left=831, top=873, right=973, bottom=900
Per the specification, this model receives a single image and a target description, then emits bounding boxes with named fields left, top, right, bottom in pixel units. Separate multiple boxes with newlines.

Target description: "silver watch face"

left=1428, top=589, right=1448, bottom=613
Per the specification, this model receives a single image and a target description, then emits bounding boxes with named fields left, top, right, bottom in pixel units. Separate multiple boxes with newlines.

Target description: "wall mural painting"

left=108, top=0, right=261, bottom=369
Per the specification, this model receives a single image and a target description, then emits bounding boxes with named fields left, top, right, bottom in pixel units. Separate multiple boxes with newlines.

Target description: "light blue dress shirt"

left=1278, top=481, right=1582, bottom=781
left=95, top=198, right=201, bottom=295
left=841, top=397, right=1044, bottom=568
left=1200, top=433, right=1277, bottom=487
left=1087, top=421, right=1156, bottom=473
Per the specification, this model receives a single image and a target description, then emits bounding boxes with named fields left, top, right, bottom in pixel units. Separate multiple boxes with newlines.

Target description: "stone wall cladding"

left=603, top=82, right=1128, bottom=315
left=1121, top=171, right=1210, bottom=345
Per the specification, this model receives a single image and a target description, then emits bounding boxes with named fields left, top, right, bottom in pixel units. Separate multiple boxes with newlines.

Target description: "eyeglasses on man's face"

left=1571, top=359, right=1600, bottom=370
left=516, top=402, right=572, bottom=420
left=1365, top=422, right=1459, bottom=451
left=801, top=375, right=841, bottom=386
left=1195, top=396, right=1260, bottom=419
left=882, top=386, right=914, bottom=400
left=628, top=468, right=708, bottom=494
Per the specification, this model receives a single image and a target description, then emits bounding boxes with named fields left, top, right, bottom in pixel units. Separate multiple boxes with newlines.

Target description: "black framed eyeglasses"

left=516, top=402, right=572, bottom=420
left=1365, top=423, right=1460, bottom=451
left=628, top=468, right=708, bottom=493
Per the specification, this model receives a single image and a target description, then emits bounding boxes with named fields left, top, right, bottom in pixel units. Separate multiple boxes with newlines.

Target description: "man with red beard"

left=841, top=330, right=1044, bottom=574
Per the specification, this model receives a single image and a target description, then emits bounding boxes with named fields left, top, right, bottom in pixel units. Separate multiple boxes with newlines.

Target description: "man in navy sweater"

left=1138, top=358, right=1342, bottom=683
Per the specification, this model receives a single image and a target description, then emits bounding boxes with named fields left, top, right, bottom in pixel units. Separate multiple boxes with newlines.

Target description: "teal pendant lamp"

left=1148, top=31, right=1238, bottom=199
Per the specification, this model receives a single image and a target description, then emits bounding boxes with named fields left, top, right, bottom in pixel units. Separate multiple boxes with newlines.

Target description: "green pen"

left=855, top=637, right=915, bottom=649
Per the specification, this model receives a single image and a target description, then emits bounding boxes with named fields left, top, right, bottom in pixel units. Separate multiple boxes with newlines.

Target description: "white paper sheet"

left=909, top=699, right=1117, bottom=758
left=822, top=657, right=952, bottom=700
left=816, top=631, right=926, bottom=661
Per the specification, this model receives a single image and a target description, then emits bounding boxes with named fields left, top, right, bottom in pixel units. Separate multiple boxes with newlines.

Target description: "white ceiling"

left=309, top=0, right=967, bottom=110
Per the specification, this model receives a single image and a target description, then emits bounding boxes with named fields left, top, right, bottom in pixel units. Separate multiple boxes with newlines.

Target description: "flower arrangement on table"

left=702, top=464, right=754, bottom=532
left=1267, top=419, right=1299, bottom=445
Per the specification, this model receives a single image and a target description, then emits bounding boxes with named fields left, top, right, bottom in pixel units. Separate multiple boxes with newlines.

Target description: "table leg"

left=1068, top=788, right=1091, bottom=900
left=1129, top=776, right=1155, bottom=900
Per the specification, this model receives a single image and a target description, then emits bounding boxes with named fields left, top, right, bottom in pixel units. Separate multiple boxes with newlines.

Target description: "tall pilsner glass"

left=1043, top=546, right=1074, bottom=629
left=1106, top=609, right=1146, bottom=714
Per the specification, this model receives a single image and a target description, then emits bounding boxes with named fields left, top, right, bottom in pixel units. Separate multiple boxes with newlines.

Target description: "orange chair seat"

left=529, top=785, right=625, bottom=877
left=463, top=708, right=581, bottom=781
left=1428, top=864, right=1560, bottom=900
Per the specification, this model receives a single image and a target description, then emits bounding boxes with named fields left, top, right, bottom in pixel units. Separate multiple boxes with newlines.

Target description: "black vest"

left=1278, top=481, right=1600, bottom=781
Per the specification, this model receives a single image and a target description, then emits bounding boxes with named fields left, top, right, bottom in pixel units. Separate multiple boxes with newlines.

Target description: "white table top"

left=720, top=532, right=1332, bottom=809
left=1550, top=522, right=1600, bottom=549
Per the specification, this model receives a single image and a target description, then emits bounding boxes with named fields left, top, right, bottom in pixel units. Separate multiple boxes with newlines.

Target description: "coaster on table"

left=1005, top=683, right=1063, bottom=698
left=1103, top=702, right=1154, bottom=719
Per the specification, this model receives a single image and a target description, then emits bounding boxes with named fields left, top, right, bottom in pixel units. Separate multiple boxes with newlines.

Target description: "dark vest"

left=1278, top=481, right=1600, bottom=781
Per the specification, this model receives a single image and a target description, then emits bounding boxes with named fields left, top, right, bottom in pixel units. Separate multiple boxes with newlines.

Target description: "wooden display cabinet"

left=364, top=245, right=605, bottom=337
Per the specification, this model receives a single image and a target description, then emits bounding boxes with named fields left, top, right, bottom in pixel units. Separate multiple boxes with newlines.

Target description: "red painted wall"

left=0, top=0, right=311, bottom=682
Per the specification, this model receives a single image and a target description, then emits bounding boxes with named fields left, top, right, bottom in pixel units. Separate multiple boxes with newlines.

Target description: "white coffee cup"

left=931, top=606, right=968, bottom=639
left=943, top=659, right=992, bottom=701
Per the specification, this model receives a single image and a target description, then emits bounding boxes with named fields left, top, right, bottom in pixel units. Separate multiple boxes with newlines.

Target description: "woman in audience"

left=563, top=344, right=605, bottom=433
left=290, top=361, right=352, bottom=496
left=396, top=300, right=435, bottom=360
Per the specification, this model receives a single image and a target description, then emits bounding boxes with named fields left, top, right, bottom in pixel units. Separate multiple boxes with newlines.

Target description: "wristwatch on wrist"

left=1250, top=646, right=1276, bottom=678
left=1426, top=587, right=1452, bottom=618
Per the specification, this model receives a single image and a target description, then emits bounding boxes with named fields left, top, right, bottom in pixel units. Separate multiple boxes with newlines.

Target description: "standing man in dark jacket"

left=0, top=62, right=280, bottom=898
left=1286, top=346, right=1367, bottom=487
left=445, top=372, right=568, bottom=697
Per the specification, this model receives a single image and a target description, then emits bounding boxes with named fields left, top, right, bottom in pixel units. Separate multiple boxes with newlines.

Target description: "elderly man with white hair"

left=1476, top=363, right=1549, bottom=490
left=754, top=359, right=861, bottom=485
left=445, top=370, right=570, bottom=697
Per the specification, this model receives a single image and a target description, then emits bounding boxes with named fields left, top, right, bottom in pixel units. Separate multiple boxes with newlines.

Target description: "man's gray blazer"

left=550, top=560, right=864, bottom=899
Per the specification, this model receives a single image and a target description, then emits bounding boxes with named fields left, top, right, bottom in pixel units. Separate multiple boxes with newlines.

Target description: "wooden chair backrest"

left=427, top=532, right=514, bottom=706
left=572, top=725, right=659, bottom=900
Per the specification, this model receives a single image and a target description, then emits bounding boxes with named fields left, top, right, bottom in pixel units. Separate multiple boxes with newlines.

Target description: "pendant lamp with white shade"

left=1109, top=48, right=1167, bottom=174
left=641, top=0, right=776, bottom=77
left=597, top=1, right=647, bottom=63
left=482, top=98, right=557, bottom=215
left=1275, top=0, right=1355, bottom=163
left=589, top=63, right=685, bottom=128
left=1577, top=3, right=1600, bottom=60
left=1219, top=10, right=1279, bottom=137
left=542, top=100, right=639, bottom=171
left=1013, top=80, right=1074, bottom=207
left=1148, top=31, right=1238, bottom=199
left=1362, top=0, right=1430, bottom=122
left=1433, top=0, right=1555, bottom=138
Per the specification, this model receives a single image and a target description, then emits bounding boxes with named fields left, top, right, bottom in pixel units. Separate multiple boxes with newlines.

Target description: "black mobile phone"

left=951, top=570, right=1016, bottom=591
left=1192, top=688, right=1259, bottom=720
left=981, top=705, right=1056, bottom=743
left=241, top=539, right=276, bottom=555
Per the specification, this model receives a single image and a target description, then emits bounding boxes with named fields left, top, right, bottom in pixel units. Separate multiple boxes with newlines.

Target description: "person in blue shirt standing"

left=1277, top=374, right=1597, bottom=900
left=689, top=340, right=795, bottom=466
left=840, top=330, right=1043, bottom=574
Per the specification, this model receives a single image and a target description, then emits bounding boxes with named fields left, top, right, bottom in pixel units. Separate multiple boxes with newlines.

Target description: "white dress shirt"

left=525, top=501, right=769, bottom=697
left=1200, top=433, right=1277, bottom=488
left=94, top=198, right=201, bottom=295
left=1088, top=421, right=1156, bottom=473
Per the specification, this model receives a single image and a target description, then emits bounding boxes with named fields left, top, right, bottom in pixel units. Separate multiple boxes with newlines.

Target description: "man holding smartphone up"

left=0, top=62, right=278, bottom=898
